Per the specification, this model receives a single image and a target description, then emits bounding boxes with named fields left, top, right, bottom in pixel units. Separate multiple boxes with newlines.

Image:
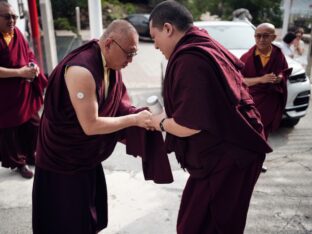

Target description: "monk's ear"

left=163, top=23, right=174, bottom=36
left=104, top=38, right=113, bottom=50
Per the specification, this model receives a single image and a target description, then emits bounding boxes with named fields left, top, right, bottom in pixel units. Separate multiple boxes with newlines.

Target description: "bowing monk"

left=0, top=1, right=47, bottom=178
left=148, top=1, right=272, bottom=234
left=240, top=23, right=288, bottom=139
left=32, top=20, right=173, bottom=234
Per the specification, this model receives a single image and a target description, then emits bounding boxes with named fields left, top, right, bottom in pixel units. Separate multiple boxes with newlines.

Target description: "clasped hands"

left=262, top=72, right=282, bottom=84
left=135, top=109, right=166, bottom=131
left=20, top=63, right=40, bottom=80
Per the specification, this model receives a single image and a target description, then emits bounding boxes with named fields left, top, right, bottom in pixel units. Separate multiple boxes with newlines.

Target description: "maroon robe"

left=33, top=40, right=172, bottom=234
left=0, top=27, right=47, bottom=168
left=0, top=27, right=47, bottom=128
left=163, top=26, right=272, bottom=233
left=240, top=45, right=288, bottom=138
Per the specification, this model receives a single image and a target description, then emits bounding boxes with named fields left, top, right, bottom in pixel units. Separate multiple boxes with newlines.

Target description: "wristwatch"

left=159, top=118, right=167, bottom=132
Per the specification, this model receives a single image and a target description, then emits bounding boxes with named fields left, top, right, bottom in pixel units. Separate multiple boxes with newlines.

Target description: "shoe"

left=261, top=165, right=268, bottom=173
left=17, top=165, right=34, bottom=179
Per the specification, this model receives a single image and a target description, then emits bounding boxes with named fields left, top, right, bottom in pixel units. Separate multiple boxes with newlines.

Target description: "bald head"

left=99, top=19, right=139, bottom=70
left=101, top=19, right=138, bottom=42
left=256, top=23, right=276, bottom=34
left=254, top=22, right=276, bottom=54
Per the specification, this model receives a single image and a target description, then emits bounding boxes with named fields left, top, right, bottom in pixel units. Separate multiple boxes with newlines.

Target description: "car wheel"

left=281, top=118, right=300, bottom=127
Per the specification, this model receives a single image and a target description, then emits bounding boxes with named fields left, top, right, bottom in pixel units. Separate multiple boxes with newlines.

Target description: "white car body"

left=161, top=21, right=311, bottom=126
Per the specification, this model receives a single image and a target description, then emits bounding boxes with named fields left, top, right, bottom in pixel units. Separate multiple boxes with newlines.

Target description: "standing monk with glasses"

left=240, top=23, right=289, bottom=172
left=241, top=23, right=288, bottom=139
left=0, top=1, right=47, bottom=178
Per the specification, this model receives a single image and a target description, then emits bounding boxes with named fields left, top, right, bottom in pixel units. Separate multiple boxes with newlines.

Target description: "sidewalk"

left=0, top=107, right=311, bottom=233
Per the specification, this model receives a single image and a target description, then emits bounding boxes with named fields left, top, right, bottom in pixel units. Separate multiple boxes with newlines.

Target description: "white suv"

left=161, top=21, right=311, bottom=127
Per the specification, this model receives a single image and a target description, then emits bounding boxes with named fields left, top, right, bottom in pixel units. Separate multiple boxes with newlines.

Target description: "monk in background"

left=148, top=1, right=271, bottom=233
left=0, top=1, right=47, bottom=179
left=32, top=19, right=173, bottom=234
left=240, top=23, right=288, bottom=139
left=240, top=23, right=289, bottom=172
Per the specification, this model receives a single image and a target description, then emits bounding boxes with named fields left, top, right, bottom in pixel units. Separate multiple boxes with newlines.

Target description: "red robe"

left=0, top=27, right=47, bottom=128
left=33, top=40, right=172, bottom=233
left=163, top=26, right=271, bottom=234
left=0, top=27, right=47, bottom=168
left=240, top=45, right=288, bottom=138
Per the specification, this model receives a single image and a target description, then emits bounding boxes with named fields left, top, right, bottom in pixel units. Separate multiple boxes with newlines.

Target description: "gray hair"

left=101, top=19, right=137, bottom=41
left=256, top=23, right=276, bottom=34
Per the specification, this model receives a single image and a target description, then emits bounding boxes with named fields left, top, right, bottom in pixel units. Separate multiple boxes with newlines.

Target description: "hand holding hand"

left=150, top=111, right=167, bottom=131
left=135, top=110, right=152, bottom=129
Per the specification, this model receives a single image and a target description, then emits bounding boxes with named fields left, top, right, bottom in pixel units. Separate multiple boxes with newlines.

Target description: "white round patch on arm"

left=76, top=92, right=85, bottom=100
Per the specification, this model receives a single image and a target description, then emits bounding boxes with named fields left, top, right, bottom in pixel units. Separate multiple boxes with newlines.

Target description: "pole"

left=306, top=4, right=312, bottom=79
left=76, top=6, right=82, bottom=46
left=306, top=30, right=312, bottom=79
left=76, top=6, right=81, bottom=37
left=27, top=0, right=45, bottom=74
left=282, top=0, right=293, bottom=37
left=39, top=0, right=57, bottom=75
left=88, top=0, right=103, bottom=39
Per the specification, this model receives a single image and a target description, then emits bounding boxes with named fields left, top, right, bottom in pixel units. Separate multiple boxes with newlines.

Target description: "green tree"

left=51, top=0, right=88, bottom=30
left=178, top=0, right=282, bottom=26
left=51, top=0, right=137, bottom=29
left=102, top=0, right=137, bottom=26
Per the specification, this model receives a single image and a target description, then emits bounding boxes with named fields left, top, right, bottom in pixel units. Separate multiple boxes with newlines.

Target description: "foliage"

left=102, top=0, right=137, bottom=26
left=289, top=16, right=312, bottom=33
left=121, top=0, right=283, bottom=26
left=147, top=0, right=165, bottom=7
left=51, top=0, right=88, bottom=30
left=173, top=0, right=208, bottom=20
left=176, top=0, right=283, bottom=26
left=53, top=17, right=74, bottom=31
left=51, top=0, right=137, bottom=30
left=50, top=0, right=283, bottom=30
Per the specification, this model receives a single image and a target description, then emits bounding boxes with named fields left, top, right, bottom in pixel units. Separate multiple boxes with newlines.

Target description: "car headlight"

left=288, top=73, right=307, bottom=83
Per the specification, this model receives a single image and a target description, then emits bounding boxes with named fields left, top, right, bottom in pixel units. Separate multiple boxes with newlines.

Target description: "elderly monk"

left=32, top=19, right=173, bottom=234
left=148, top=1, right=272, bottom=234
left=0, top=1, right=47, bottom=178
left=240, top=23, right=288, bottom=139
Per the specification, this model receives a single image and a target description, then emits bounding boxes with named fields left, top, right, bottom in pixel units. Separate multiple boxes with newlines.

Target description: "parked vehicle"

left=125, top=14, right=151, bottom=41
left=161, top=21, right=311, bottom=127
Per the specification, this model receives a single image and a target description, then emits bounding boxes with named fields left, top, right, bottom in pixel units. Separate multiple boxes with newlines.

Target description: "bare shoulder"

left=65, top=66, right=95, bottom=89
left=64, top=65, right=97, bottom=103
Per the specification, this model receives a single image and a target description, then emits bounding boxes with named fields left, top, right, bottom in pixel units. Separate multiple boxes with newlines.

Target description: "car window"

left=128, top=16, right=140, bottom=24
left=127, top=15, right=148, bottom=25
left=201, top=25, right=255, bottom=50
